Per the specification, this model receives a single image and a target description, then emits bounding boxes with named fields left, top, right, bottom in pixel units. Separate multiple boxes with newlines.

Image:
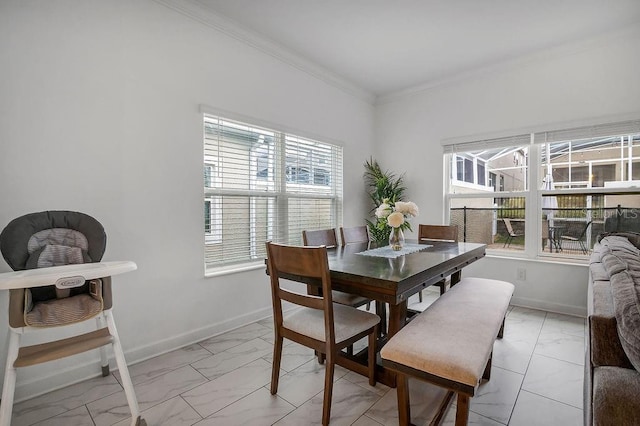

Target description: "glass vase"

left=389, top=227, right=405, bottom=251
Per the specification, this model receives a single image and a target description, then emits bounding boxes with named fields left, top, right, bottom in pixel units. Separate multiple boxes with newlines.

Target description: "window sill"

left=485, top=251, right=589, bottom=267
left=205, top=261, right=265, bottom=278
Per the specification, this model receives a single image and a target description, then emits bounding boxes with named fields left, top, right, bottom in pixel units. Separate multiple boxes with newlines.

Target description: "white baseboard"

left=511, top=295, right=586, bottom=317
left=14, top=306, right=274, bottom=403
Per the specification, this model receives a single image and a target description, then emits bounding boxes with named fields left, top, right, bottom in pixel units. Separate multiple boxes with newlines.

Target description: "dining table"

left=269, top=239, right=486, bottom=387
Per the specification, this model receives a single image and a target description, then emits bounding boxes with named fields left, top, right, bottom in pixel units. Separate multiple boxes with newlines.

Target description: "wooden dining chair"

left=340, top=225, right=370, bottom=245
left=339, top=225, right=387, bottom=331
left=265, top=242, right=379, bottom=426
left=417, top=224, right=459, bottom=301
left=303, top=228, right=340, bottom=248
left=302, top=228, right=371, bottom=309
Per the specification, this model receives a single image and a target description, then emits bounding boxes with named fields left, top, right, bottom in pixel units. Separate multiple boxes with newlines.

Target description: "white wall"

left=0, top=1, right=374, bottom=399
left=374, top=27, right=640, bottom=316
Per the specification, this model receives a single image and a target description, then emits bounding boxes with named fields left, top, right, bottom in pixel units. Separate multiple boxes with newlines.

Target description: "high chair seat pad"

left=25, top=294, right=103, bottom=327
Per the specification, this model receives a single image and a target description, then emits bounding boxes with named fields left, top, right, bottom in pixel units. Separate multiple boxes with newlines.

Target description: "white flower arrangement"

left=375, top=199, right=419, bottom=231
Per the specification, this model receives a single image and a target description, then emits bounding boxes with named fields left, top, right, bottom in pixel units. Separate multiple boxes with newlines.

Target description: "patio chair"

left=503, top=218, right=523, bottom=248
left=0, top=211, right=145, bottom=426
left=417, top=224, right=458, bottom=300
left=265, top=242, right=379, bottom=426
left=560, top=220, right=592, bottom=254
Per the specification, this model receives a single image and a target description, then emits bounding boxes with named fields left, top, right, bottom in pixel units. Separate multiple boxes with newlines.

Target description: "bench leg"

left=483, top=351, right=492, bottom=381
left=396, top=374, right=411, bottom=426
left=497, top=317, right=505, bottom=339
left=455, top=394, right=470, bottom=426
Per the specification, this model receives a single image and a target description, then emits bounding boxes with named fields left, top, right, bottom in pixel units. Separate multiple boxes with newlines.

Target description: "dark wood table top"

left=321, top=240, right=486, bottom=305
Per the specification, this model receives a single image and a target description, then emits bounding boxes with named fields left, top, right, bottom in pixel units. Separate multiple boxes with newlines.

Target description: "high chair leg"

left=104, top=310, right=143, bottom=426
left=96, top=315, right=110, bottom=376
left=0, top=330, right=20, bottom=426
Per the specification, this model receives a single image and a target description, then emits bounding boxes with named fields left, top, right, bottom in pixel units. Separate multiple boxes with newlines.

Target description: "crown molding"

left=376, top=24, right=640, bottom=106
left=153, top=0, right=376, bottom=105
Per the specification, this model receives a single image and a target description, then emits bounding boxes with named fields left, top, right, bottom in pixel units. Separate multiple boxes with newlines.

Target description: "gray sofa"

left=586, top=232, right=640, bottom=425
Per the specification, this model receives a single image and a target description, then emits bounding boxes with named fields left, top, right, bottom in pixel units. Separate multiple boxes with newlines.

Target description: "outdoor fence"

left=450, top=204, right=639, bottom=257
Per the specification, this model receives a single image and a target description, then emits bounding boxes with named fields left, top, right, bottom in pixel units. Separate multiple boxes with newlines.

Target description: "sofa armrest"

left=589, top=280, right=633, bottom=368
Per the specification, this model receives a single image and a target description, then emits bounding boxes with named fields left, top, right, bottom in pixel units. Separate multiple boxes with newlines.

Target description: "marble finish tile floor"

left=11, top=289, right=585, bottom=425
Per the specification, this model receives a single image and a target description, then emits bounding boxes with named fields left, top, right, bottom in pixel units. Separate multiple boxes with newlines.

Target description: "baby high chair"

left=0, top=211, right=145, bottom=426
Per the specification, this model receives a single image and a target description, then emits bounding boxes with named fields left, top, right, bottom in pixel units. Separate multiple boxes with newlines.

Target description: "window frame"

left=202, top=108, right=344, bottom=275
left=443, top=118, right=640, bottom=262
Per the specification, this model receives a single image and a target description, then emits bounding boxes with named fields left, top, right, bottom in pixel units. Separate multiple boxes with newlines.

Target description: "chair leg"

left=396, top=373, right=411, bottom=426
left=368, top=327, right=377, bottom=387
left=366, top=302, right=371, bottom=311
left=271, top=334, right=283, bottom=394
left=0, top=330, right=20, bottom=426
left=322, top=352, right=335, bottom=426
left=96, top=315, right=110, bottom=376
left=104, top=311, right=142, bottom=426
left=418, top=290, right=423, bottom=302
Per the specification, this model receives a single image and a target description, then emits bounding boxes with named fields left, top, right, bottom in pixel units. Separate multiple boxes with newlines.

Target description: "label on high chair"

left=55, top=275, right=85, bottom=289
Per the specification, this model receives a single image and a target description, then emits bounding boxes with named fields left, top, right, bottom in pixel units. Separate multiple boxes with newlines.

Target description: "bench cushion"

left=381, top=277, right=513, bottom=392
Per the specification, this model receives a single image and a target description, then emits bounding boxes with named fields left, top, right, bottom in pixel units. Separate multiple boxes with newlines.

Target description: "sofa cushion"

left=593, top=366, right=640, bottom=426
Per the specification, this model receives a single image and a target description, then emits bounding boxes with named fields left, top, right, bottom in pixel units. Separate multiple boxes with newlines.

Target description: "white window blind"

left=534, top=119, right=640, bottom=143
left=204, top=114, right=343, bottom=270
left=442, top=134, right=532, bottom=154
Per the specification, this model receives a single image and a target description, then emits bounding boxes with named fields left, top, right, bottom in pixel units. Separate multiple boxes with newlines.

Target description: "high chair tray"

left=0, top=261, right=137, bottom=290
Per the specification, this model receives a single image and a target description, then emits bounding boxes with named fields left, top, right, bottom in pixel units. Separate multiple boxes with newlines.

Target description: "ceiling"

left=196, top=0, right=640, bottom=98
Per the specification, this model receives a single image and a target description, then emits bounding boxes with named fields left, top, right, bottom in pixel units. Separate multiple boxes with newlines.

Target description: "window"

left=444, top=120, right=640, bottom=259
left=203, top=114, right=343, bottom=271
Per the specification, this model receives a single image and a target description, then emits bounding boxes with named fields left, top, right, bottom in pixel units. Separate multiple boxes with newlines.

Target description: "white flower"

left=375, top=202, right=392, bottom=218
left=394, top=201, right=419, bottom=217
left=387, top=211, right=405, bottom=228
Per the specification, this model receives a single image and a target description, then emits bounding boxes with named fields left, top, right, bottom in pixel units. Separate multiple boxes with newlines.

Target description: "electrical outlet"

left=517, top=268, right=526, bottom=281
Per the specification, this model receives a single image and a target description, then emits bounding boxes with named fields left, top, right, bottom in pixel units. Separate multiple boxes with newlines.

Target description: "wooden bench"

left=380, top=277, right=514, bottom=426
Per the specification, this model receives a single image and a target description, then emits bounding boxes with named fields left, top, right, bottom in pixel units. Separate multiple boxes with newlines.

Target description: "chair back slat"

left=340, top=226, right=370, bottom=245
left=302, top=228, right=338, bottom=248
left=278, top=288, right=325, bottom=310
left=418, top=224, right=458, bottom=242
